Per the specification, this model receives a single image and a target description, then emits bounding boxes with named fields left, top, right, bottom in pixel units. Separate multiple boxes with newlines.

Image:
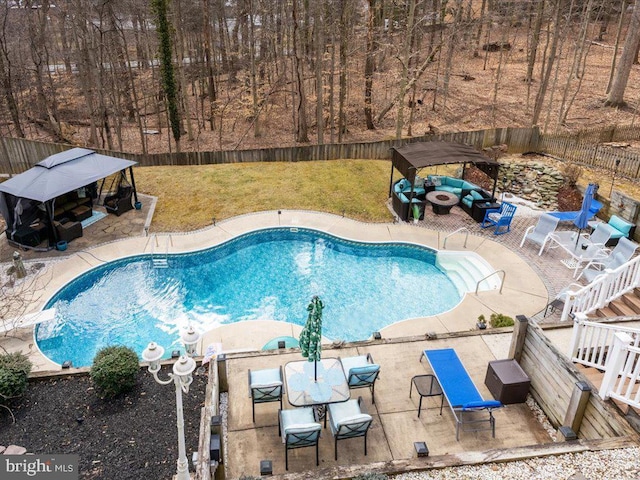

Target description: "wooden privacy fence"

left=0, top=127, right=538, bottom=174
left=0, top=123, right=638, bottom=175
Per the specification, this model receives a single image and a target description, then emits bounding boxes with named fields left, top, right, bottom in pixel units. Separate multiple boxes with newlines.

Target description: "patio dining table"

left=546, top=231, right=608, bottom=277
left=284, top=358, right=350, bottom=424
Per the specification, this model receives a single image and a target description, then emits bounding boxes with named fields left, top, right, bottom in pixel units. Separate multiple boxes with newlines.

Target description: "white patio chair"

left=577, top=237, right=639, bottom=283
left=520, top=213, right=560, bottom=255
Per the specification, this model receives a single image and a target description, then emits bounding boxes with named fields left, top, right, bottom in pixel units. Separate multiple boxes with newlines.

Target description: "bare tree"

left=606, top=0, right=640, bottom=106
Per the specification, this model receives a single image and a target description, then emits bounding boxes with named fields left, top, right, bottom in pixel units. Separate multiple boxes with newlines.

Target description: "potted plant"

left=476, top=314, right=487, bottom=330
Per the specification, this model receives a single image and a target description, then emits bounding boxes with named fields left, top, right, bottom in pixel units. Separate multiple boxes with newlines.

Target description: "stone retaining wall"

left=500, top=161, right=565, bottom=210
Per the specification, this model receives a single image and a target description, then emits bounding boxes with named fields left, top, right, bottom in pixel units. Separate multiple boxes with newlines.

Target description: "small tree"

left=91, top=346, right=140, bottom=398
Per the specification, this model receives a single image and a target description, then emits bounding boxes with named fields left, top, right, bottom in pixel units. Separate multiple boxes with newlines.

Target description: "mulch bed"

left=0, top=366, right=208, bottom=480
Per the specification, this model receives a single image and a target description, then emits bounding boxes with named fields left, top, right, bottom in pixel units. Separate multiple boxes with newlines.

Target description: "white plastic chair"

left=577, top=237, right=639, bottom=283
left=520, top=213, right=560, bottom=255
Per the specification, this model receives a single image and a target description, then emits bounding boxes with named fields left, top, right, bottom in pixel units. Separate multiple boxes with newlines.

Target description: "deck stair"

left=595, top=288, right=640, bottom=319
left=574, top=364, right=640, bottom=429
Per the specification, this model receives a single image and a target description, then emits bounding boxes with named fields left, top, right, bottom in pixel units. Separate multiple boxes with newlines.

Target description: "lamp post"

left=609, top=158, right=621, bottom=197
left=142, top=327, right=201, bottom=480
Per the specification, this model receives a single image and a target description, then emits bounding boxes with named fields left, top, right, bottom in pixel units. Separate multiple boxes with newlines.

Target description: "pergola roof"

left=391, top=141, right=498, bottom=181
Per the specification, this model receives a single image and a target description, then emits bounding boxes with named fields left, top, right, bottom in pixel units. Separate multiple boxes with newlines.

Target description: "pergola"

left=389, top=140, right=501, bottom=200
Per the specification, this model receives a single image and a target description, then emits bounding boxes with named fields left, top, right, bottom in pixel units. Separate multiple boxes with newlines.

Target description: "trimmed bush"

left=489, top=313, right=515, bottom=328
left=91, top=346, right=140, bottom=398
left=0, top=352, right=32, bottom=404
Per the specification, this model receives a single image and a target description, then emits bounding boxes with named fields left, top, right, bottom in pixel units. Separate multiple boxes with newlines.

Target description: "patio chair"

left=340, top=353, right=380, bottom=404
left=278, top=407, right=322, bottom=470
left=480, top=202, right=517, bottom=235
left=248, top=366, right=283, bottom=423
left=327, top=396, right=373, bottom=460
left=422, top=348, right=502, bottom=440
left=577, top=237, right=639, bottom=283
left=520, top=213, right=560, bottom=255
left=578, top=222, right=615, bottom=251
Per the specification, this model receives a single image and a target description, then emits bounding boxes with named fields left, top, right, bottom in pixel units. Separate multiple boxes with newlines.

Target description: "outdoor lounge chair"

left=576, top=237, right=639, bottom=283
left=421, top=348, right=502, bottom=440
left=327, top=396, right=373, bottom=460
left=278, top=407, right=322, bottom=470
left=480, top=202, right=517, bottom=235
left=340, top=353, right=380, bottom=404
left=104, top=186, right=133, bottom=216
left=248, top=366, right=283, bottom=423
left=520, top=213, right=560, bottom=255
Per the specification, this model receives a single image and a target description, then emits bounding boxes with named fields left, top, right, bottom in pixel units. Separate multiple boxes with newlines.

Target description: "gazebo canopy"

left=0, top=148, right=137, bottom=202
left=391, top=140, right=499, bottom=183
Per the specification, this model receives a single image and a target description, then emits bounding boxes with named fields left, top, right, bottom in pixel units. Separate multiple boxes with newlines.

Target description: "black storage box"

left=484, top=359, right=530, bottom=404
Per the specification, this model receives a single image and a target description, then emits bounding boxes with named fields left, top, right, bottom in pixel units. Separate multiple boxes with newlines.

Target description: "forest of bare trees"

left=0, top=0, right=639, bottom=155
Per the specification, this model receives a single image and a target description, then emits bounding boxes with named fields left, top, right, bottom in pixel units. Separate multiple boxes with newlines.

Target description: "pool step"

left=436, top=251, right=501, bottom=294
left=152, top=257, right=168, bottom=268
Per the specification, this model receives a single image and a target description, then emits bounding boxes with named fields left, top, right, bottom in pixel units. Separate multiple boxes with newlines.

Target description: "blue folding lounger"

left=422, top=348, right=502, bottom=440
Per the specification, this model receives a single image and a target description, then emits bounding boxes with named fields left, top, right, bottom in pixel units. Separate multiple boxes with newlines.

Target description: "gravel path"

left=391, top=447, right=640, bottom=480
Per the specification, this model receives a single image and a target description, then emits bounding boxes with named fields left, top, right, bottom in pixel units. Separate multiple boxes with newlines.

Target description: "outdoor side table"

left=410, top=374, right=444, bottom=417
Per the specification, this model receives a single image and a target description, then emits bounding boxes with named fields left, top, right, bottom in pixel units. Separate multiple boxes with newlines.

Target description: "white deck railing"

left=568, top=316, right=640, bottom=370
left=596, top=332, right=640, bottom=409
left=560, top=255, right=640, bottom=322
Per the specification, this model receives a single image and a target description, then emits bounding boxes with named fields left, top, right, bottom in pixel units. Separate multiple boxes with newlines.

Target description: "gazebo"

left=0, top=148, right=138, bottom=250
left=389, top=141, right=501, bottom=219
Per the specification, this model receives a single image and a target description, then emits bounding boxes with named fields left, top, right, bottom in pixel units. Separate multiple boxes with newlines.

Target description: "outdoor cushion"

left=445, top=177, right=464, bottom=188
left=347, top=364, right=380, bottom=386
left=438, top=185, right=462, bottom=196
left=250, top=367, right=282, bottom=388
left=283, top=423, right=322, bottom=435
left=470, top=190, right=484, bottom=200
left=335, top=413, right=372, bottom=428
left=608, top=215, right=633, bottom=236
left=462, top=195, right=473, bottom=208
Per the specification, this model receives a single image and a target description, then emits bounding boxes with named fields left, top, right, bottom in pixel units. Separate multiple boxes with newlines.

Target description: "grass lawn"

left=134, top=159, right=401, bottom=231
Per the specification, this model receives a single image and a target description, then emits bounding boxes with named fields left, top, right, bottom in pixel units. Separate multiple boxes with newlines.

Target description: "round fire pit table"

left=426, top=190, right=459, bottom=215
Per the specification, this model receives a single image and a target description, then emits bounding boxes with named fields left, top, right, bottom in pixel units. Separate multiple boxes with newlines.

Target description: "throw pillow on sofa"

left=470, top=190, right=484, bottom=201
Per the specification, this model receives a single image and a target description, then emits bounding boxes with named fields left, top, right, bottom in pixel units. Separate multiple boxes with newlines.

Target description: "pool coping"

left=14, top=210, right=548, bottom=371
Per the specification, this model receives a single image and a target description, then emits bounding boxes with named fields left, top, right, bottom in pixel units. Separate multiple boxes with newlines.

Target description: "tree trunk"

left=606, top=0, right=640, bottom=106
left=292, top=0, right=309, bottom=142
left=364, top=0, right=380, bottom=130
left=532, top=0, right=562, bottom=126
left=314, top=0, right=324, bottom=144
left=396, top=0, right=417, bottom=139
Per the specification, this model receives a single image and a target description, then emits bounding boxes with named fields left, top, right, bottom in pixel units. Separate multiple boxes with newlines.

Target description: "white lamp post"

left=142, top=327, right=201, bottom=480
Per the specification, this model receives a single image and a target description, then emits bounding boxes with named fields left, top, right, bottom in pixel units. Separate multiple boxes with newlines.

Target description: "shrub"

left=0, top=352, right=32, bottom=404
left=489, top=313, right=515, bottom=328
left=91, top=346, right=140, bottom=398
left=561, top=163, right=583, bottom=186
left=354, top=474, right=389, bottom=480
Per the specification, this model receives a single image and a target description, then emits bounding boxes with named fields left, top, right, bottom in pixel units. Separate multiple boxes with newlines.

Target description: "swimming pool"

left=37, top=227, right=462, bottom=367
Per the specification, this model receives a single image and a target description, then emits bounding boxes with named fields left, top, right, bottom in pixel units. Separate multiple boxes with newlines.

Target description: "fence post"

left=563, top=381, right=592, bottom=434
left=567, top=313, right=587, bottom=361
left=216, top=354, right=228, bottom=393
left=508, top=315, right=528, bottom=362
left=599, top=332, right=633, bottom=400
left=560, top=288, right=578, bottom=322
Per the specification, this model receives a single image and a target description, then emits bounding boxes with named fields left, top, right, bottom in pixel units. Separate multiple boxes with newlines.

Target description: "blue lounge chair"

left=422, top=348, right=502, bottom=440
left=480, top=202, right=517, bottom=235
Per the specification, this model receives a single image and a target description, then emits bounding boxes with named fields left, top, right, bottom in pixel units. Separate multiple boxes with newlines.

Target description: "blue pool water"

left=37, top=228, right=461, bottom=367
